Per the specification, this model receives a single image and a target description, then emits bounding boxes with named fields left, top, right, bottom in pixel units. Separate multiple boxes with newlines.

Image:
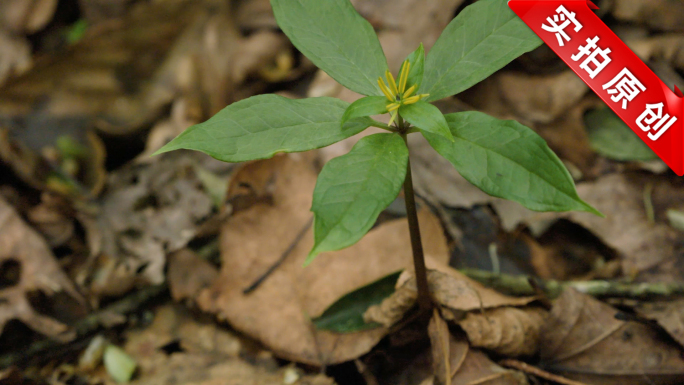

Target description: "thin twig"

left=461, top=269, right=684, bottom=299
left=242, top=218, right=313, bottom=294
left=500, top=359, right=590, bottom=385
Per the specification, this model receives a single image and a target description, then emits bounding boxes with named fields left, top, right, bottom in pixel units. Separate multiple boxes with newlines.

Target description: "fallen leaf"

left=540, top=289, right=684, bottom=385
left=458, top=307, right=547, bottom=357
left=427, top=324, right=528, bottom=385
left=115, top=304, right=334, bottom=385
left=167, top=249, right=218, bottom=304
left=197, top=153, right=450, bottom=365
left=0, top=196, right=81, bottom=338
left=366, top=264, right=536, bottom=328
left=0, top=0, right=57, bottom=33
left=428, top=309, right=453, bottom=385
left=82, top=152, right=222, bottom=299
left=497, top=71, right=588, bottom=124
left=612, top=0, right=684, bottom=32
left=0, top=31, right=31, bottom=87
left=636, top=299, right=684, bottom=349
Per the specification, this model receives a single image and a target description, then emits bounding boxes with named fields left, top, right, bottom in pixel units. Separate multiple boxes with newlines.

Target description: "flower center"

left=377, top=60, right=429, bottom=126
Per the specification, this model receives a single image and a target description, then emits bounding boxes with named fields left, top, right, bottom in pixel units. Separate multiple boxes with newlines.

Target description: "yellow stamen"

left=403, top=85, right=417, bottom=99
left=388, top=112, right=397, bottom=126
left=403, top=95, right=421, bottom=105
left=417, top=93, right=430, bottom=100
left=387, top=102, right=401, bottom=112
left=378, top=78, right=395, bottom=102
left=398, top=61, right=411, bottom=93
left=385, top=70, right=398, bottom=96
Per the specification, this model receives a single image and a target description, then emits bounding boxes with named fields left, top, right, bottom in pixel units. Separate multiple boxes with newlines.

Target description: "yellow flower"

left=377, top=59, right=429, bottom=125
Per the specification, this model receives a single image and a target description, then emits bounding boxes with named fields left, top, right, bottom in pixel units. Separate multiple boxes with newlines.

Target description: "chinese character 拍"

left=571, top=36, right=612, bottom=79
left=541, top=5, right=582, bottom=47
left=602, top=68, right=646, bottom=109
left=637, top=103, right=678, bottom=141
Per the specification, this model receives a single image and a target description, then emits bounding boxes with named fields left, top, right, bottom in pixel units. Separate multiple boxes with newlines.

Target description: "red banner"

left=509, top=0, right=684, bottom=175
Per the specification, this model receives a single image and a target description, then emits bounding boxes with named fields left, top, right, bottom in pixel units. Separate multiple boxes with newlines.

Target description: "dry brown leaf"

left=0, top=31, right=31, bottom=87
left=0, top=0, right=57, bottom=33
left=366, top=264, right=536, bottom=328
left=116, top=304, right=334, bottom=385
left=497, top=71, right=588, bottom=124
left=0, top=0, right=240, bottom=139
left=429, top=309, right=454, bottom=385
left=0, top=196, right=81, bottom=338
left=559, top=173, right=683, bottom=282
left=540, top=289, right=684, bottom=385
left=399, top=265, right=536, bottom=312
left=612, top=0, right=684, bottom=32
left=81, top=152, right=224, bottom=300
left=458, top=307, right=547, bottom=357
left=197, top=154, right=450, bottom=365
left=636, top=299, right=684, bottom=349
left=167, top=249, right=218, bottom=303
left=427, top=325, right=528, bottom=385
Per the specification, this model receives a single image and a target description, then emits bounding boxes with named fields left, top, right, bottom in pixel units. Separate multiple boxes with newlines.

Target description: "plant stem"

left=401, top=132, right=432, bottom=312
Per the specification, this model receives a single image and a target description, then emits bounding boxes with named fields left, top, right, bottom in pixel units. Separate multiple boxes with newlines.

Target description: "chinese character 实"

left=602, top=68, right=646, bottom=109
left=571, top=36, right=612, bottom=79
left=541, top=5, right=582, bottom=47
left=637, top=103, right=677, bottom=141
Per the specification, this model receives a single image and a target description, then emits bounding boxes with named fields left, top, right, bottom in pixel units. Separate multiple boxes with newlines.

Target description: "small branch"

left=0, top=284, right=167, bottom=369
left=461, top=269, right=684, bottom=299
left=401, top=132, right=431, bottom=312
left=500, top=359, right=590, bottom=385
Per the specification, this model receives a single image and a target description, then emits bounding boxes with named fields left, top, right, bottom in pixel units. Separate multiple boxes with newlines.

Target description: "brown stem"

left=401, top=132, right=432, bottom=312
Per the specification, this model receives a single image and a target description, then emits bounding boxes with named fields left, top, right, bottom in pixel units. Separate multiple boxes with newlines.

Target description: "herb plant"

left=155, top=0, right=600, bottom=311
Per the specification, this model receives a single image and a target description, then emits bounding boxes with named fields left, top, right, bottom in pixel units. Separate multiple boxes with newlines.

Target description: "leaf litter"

left=1, top=0, right=684, bottom=384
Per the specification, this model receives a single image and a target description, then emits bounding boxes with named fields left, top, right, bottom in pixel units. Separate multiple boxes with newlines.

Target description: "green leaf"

left=399, top=101, right=453, bottom=141
left=313, top=271, right=401, bottom=333
left=271, top=0, right=388, bottom=96
left=154, top=94, right=371, bottom=162
left=423, top=112, right=601, bottom=215
left=342, top=96, right=389, bottom=125
left=104, top=345, right=137, bottom=383
left=584, top=107, right=657, bottom=161
left=399, top=43, right=425, bottom=90
left=308, top=133, right=408, bottom=262
left=420, top=0, right=542, bottom=101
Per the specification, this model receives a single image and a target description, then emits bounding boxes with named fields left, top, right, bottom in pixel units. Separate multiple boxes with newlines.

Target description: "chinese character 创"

left=637, top=103, right=678, bottom=141
left=541, top=5, right=582, bottom=47
left=571, top=36, right=612, bottom=79
left=602, top=68, right=646, bottom=109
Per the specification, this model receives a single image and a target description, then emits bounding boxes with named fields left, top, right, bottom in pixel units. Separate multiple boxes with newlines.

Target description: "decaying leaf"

left=197, top=154, right=449, bottom=365
left=427, top=314, right=528, bottom=385
left=497, top=71, right=587, bottom=124
left=0, top=196, right=81, bottom=338
left=167, top=249, right=218, bottom=304
left=540, top=289, right=684, bottom=385
left=116, top=304, right=335, bottom=385
left=458, top=307, right=547, bottom=357
left=82, top=152, right=224, bottom=299
left=365, top=264, right=536, bottom=329
left=636, top=299, right=684, bottom=349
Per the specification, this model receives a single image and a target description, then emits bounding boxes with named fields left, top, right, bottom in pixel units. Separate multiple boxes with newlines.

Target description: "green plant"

left=155, top=0, right=601, bottom=312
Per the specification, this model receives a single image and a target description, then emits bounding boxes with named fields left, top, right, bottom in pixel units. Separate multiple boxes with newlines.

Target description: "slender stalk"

left=401, top=132, right=432, bottom=312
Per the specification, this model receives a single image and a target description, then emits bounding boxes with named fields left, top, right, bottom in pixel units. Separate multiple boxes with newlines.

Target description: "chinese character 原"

left=602, top=68, right=646, bottom=109
left=541, top=5, right=583, bottom=47
left=637, top=103, right=677, bottom=141
left=571, top=36, right=612, bottom=79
